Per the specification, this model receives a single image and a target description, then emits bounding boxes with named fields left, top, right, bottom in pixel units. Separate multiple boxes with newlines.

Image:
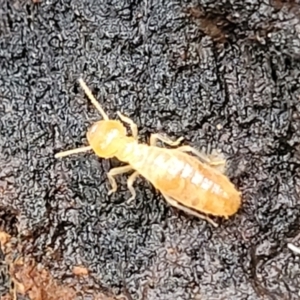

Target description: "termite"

left=55, top=78, right=241, bottom=227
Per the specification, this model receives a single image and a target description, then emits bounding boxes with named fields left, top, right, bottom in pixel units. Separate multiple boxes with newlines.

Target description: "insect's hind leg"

left=150, top=133, right=184, bottom=147
left=161, top=193, right=218, bottom=227
left=149, top=134, right=226, bottom=173
left=176, top=145, right=226, bottom=173
left=117, top=112, right=138, bottom=139
left=107, top=165, right=133, bottom=195
left=126, top=171, right=140, bottom=203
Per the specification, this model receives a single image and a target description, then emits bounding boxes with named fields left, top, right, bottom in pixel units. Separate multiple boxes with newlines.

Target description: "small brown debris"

left=11, top=259, right=77, bottom=300
left=0, top=230, right=115, bottom=299
left=72, top=265, right=89, bottom=276
left=0, top=294, right=13, bottom=300
left=184, top=7, right=229, bottom=43
left=0, top=231, right=11, bottom=246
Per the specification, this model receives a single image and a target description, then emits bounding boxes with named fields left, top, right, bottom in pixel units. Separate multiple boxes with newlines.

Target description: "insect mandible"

left=55, top=79, right=242, bottom=227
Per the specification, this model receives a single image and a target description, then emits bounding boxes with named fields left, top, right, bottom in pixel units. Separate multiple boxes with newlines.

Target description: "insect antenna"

left=55, top=78, right=109, bottom=159
left=55, top=145, right=92, bottom=158
left=78, top=78, right=109, bottom=120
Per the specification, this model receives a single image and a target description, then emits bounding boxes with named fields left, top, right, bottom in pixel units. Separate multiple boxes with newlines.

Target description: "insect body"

left=55, top=79, right=241, bottom=226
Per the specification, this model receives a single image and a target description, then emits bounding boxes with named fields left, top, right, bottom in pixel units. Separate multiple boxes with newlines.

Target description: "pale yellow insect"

left=55, top=79, right=241, bottom=226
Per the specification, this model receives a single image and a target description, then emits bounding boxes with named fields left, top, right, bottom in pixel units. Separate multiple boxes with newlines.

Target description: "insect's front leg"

left=107, top=165, right=133, bottom=195
left=150, top=133, right=184, bottom=147
left=161, top=193, right=218, bottom=227
left=117, top=112, right=138, bottom=139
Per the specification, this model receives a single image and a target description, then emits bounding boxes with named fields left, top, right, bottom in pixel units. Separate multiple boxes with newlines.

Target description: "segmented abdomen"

left=126, top=144, right=241, bottom=217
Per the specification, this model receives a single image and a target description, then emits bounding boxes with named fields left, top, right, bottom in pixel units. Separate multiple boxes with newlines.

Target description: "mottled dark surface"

left=1, top=0, right=300, bottom=299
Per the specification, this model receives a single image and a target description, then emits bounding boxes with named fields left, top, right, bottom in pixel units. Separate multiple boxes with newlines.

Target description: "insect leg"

left=117, top=112, right=138, bottom=139
left=175, top=145, right=226, bottom=171
left=150, top=134, right=226, bottom=172
left=161, top=193, right=218, bottom=227
left=150, top=133, right=184, bottom=147
left=107, top=165, right=133, bottom=195
left=126, top=171, right=140, bottom=203
left=206, top=150, right=227, bottom=174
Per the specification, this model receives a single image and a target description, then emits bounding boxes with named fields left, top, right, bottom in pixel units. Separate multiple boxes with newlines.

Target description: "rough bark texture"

left=1, top=0, right=300, bottom=299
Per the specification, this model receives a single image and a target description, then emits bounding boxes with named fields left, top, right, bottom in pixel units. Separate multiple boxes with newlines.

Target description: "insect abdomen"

left=127, top=145, right=241, bottom=218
